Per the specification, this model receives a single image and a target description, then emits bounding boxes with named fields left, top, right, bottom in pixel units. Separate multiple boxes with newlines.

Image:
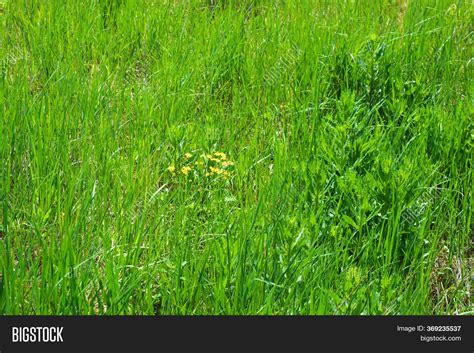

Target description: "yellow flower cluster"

left=207, top=166, right=229, bottom=177
left=166, top=151, right=234, bottom=180
left=181, top=166, right=192, bottom=175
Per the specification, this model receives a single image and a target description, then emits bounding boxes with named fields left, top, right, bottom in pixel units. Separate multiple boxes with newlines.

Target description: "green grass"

left=0, top=0, right=472, bottom=315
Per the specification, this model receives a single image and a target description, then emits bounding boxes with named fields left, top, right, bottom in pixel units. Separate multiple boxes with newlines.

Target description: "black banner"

left=0, top=316, right=472, bottom=352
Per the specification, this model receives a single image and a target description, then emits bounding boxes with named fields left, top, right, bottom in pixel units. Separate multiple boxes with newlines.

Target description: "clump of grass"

left=0, top=0, right=471, bottom=315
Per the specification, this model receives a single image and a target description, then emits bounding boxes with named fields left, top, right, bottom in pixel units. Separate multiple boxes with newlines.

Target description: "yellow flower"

left=205, top=154, right=220, bottom=163
left=167, top=164, right=176, bottom=173
left=184, top=152, right=192, bottom=159
left=214, top=151, right=227, bottom=160
left=221, top=160, right=234, bottom=167
left=181, top=166, right=192, bottom=175
left=210, top=166, right=222, bottom=174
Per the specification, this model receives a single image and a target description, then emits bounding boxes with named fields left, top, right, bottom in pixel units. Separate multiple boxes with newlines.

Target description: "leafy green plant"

left=0, top=0, right=471, bottom=315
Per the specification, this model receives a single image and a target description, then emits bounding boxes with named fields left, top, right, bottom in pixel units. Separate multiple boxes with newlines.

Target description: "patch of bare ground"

left=430, top=241, right=473, bottom=314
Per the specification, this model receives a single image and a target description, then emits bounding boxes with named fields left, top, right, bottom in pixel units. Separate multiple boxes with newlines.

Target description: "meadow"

left=0, top=0, right=472, bottom=314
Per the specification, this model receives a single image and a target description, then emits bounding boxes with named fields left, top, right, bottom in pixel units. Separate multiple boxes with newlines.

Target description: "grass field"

left=0, top=0, right=472, bottom=315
